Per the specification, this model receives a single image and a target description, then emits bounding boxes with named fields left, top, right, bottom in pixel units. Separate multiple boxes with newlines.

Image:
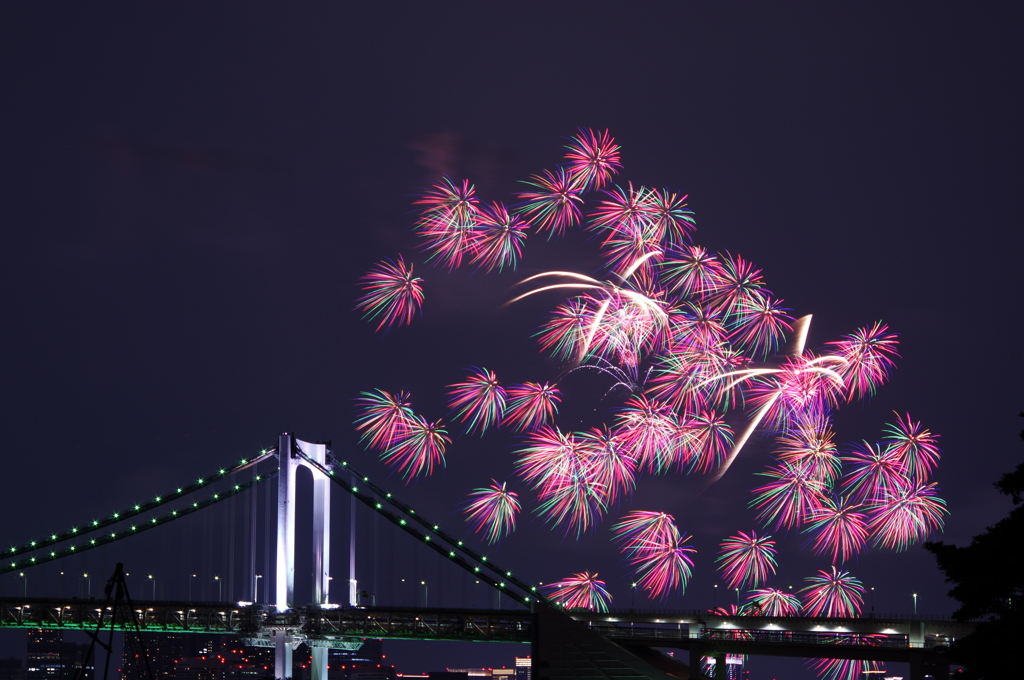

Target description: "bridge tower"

left=273, top=433, right=333, bottom=680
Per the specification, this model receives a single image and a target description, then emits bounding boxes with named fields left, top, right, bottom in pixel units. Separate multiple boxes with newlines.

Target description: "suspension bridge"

left=1, top=434, right=968, bottom=680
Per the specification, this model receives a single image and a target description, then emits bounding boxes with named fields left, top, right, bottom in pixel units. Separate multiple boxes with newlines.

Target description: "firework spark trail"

left=463, top=481, right=521, bottom=544
left=774, top=415, right=842, bottom=486
left=802, top=494, right=869, bottom=563
left=542, top=571, right=614, bottom=612
left=799, top=567, right=865, bottom=618
left=867, top=481, right=948, bottom=551
left=502, top=382, right=561, bottom=432
left=715, top=531, right=778, bottom=589
left=747, top=588, right=802, bottom=617
left=882, top=412, right=941, bottom=485
left=446, top=367, right=506, bottom=436
left=355, top=256, right=425, bottom=332
left=682, top=410, right=734, bottom=473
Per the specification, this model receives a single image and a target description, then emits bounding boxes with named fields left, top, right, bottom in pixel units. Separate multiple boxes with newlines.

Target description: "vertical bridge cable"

left=293, top=446, right=547, bottom=607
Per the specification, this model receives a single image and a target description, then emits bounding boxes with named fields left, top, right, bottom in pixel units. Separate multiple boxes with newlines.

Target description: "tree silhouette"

left=925, top=413, right=1024, bottom=678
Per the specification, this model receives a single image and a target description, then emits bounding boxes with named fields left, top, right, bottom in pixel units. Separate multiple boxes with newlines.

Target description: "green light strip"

left=1, top=470, right=277, bottom=575
left=4, top=448, right=275, bottom=561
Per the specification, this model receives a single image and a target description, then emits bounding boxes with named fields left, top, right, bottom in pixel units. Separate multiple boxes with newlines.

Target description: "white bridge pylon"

left=272, top=432, right=350, bottom=680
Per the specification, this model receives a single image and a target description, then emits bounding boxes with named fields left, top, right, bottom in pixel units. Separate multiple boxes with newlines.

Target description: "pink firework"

left=807, top=657, right=886, bottom=680
left=716, top=531, right=778, bottom=589
left=867, top=481, right=948, bottom=551
left=577, top=426, right=639, bottom=505
left=535, top=296, right=594, bottom=363
left=515, top=425, right=585, bottom=491
left=588, top=181, right=657, bottom=235
left=704, top=252, right=767, bottom=321
left=882, top=412, right=941, bottom=484
left=802, top=494, right=869, bottom=563
left=612, top=511, right=696, bottom=600
left=446, top=367, right=506, bottom=436
left=354, top=389, right=415, bottom=451
left=840, top=441, right=908, bottom=503
left=825, top=321, right=899, bottom=402
left=747, top=588, right=802, bottom=617
left=611, top=395, right=683, bottom=473
left=535, top=473, right=608, bottom=537
left=751, top=460, right=827, bottom=530
left=542, top=571, right=614, bottom=612
left=745, top=352, right=846, bottom=433
left=727, top=294, right=793, bottom=361
left=414, top=177, right=481, bottom=270
left=502, top=382, right=562, bottom=432
left=563, top=128, right=622, bottom=192
left=799, top=567, right=865, bottom=618
left=660, top=245, right=727, bottom=299
left=469, top=201, right=529, bottom=273
left=380, top=413, right=450, bottom=481
left=355, top=256, right=425, bottom=332
left=515, top=166, right=584, bottom=238
left=463, top=480, right=521, bottom=544
left=682, top=409, right=735, bottom=474
left=774, top=416, right=842, bottom=486
left=649, top=189, right=696, bottom=250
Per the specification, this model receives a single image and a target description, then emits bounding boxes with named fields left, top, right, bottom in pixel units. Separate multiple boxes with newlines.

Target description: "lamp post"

left=399, top=578, right=405, bottom=607
left=189, top=574, right=196, bottom=603
left=713, top=584, right=717, bottom=609
left=912, top=592, right=918, bottom=616
left=19, top=573, right=26, bottom=598
left=254, top=574, right=262, bottom=603
left=214, top=576, right=222, bottom=601
left=148, top=575, right=156, bottom=600
left=631, top=582, right=637, bottom=610
left=870, top=587, right=875, bottom=613
left=83, top=573, right=90, bottom=598
left=421, top=581, right=428, bottom=608
left=735, top=588, right=740, bottom=608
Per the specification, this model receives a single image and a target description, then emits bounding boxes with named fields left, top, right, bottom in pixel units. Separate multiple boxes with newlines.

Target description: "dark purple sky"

left=2, top=4, right=1023, bottom=677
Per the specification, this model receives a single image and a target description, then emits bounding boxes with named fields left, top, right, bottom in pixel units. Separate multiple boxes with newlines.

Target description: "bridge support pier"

left=275, top=433, right=332, bottom=680
left=274, top=631, right=293, bottom=680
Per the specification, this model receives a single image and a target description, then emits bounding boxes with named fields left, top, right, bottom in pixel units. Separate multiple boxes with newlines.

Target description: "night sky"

left=2, top=4, right=1023, bottom=678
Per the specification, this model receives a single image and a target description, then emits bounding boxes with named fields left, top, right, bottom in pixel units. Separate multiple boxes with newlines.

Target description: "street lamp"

left=214, top=576, right=222, bottom=601
left=254, top=574, right=263, bottom=603
left=148, top=575, right=156, bottom=600
left=59, top=572, right=64, bottom=598
left=19, top=573, right=26, bottom=598
left=870, top=587, right=875, bottom=613
left=82, top=573, right=90, bottom=598
left=421, top=581, right=428, bottom=608
left=631, top=582, right=637, bottom=610
left=912, top=592, right=918, bottom=616
left=735, top=588, right=740, bottom=608
left=399, top=578, right=405, bottom=607
left=189, top=574, right=197, bottom=603
left=713, top=584, right=718, bottom=609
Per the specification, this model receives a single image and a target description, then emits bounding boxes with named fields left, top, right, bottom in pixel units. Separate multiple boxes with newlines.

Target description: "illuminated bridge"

left=1, top=434, right=970, bottom=680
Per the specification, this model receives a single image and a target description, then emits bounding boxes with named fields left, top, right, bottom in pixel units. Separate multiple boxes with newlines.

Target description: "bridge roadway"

left=0, top=597, right=973, bottom=661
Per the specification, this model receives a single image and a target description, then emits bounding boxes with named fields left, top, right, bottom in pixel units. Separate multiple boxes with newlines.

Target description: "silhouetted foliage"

left=924, top=413, right=1024, bottom=679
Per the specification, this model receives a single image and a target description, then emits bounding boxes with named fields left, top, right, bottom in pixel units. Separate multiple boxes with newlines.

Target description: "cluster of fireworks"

left=354, top=129, right=947, bottom=680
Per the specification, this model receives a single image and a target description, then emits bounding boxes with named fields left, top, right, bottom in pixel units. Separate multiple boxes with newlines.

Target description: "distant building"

left=26, top=630, right=92, bottom=680
left=513, top=658, right=529, bottom=680
left=0, top=658, right=26, bottom=680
